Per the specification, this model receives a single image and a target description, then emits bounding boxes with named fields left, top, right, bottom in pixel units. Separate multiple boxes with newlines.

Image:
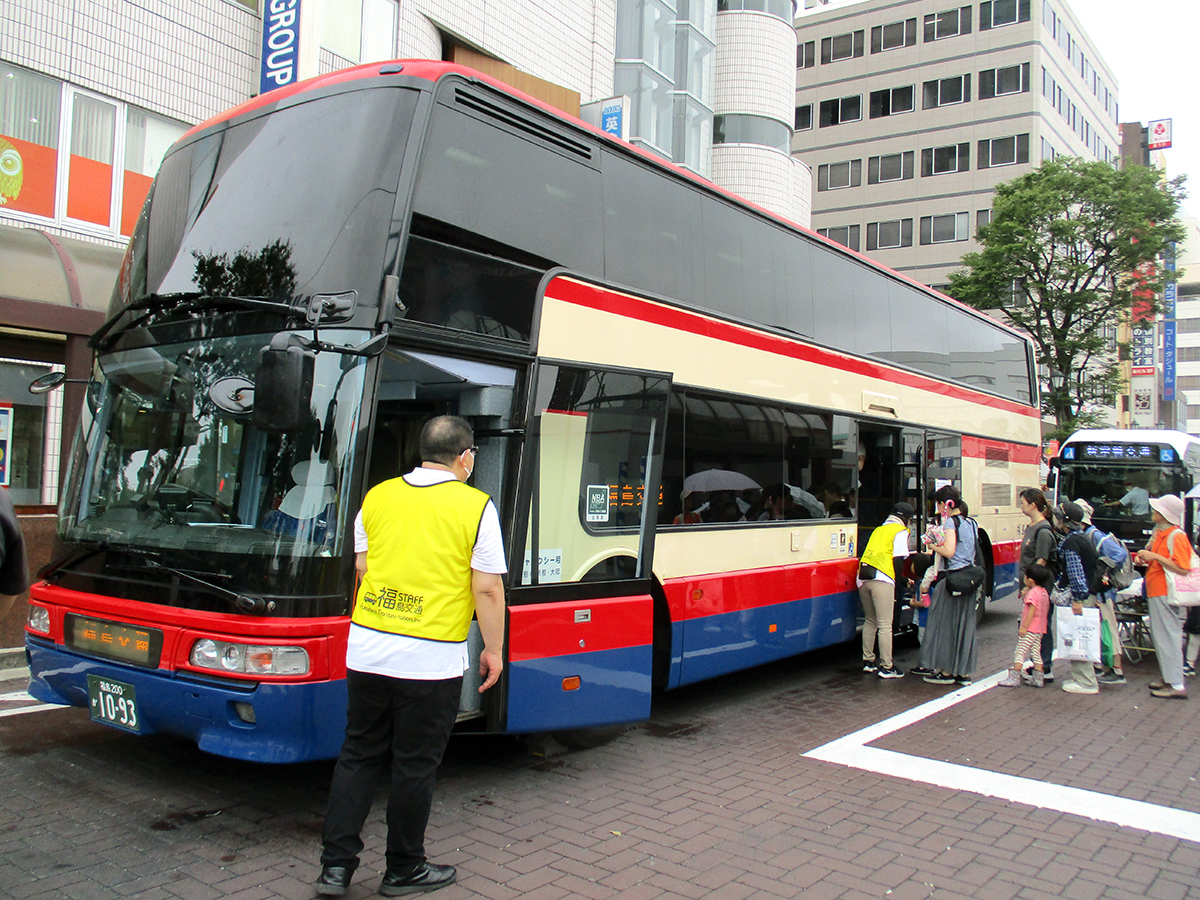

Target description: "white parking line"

left=804, top=670, right=1200, bottom=844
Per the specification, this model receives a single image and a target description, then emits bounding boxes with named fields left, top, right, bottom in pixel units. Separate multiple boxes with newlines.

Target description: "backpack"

left=1088, top=526, right=1133, bottom=592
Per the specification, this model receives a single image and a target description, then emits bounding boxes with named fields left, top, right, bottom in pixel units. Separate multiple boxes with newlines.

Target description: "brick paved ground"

left=2, top=590, right=1199, bottom=900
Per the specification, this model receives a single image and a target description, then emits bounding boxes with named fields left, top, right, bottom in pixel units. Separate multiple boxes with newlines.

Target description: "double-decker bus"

left=25, top=61, right=1040, bottom=763
left=1051, top=429, right=1200, bottom=551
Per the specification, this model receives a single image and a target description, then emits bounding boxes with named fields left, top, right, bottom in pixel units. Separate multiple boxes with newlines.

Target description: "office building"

left=792, top=0, right=1119, bottom=290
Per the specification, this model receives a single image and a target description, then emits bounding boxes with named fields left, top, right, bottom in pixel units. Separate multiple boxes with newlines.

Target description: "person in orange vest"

left=318, top=416, right=506, bottom=897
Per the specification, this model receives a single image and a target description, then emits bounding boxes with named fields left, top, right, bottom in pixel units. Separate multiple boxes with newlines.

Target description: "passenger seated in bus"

left=783, top=483, right=823, bottom=518
left=705, top=493, right=744, bottom=523
left=828, top=500, right=854, bottom=519
left=673, top=490, right=703, bottom=525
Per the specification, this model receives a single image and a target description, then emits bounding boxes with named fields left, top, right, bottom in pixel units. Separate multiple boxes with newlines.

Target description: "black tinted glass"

left=129, top=88, right=417, bottom=307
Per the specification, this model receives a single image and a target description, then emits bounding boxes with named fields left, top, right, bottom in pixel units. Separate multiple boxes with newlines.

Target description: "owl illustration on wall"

left=0, top=137, right=24, bottom=204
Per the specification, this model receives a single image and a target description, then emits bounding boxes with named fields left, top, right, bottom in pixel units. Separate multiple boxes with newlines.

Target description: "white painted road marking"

left=0, top=688, right=63, bottom=718
left=805, top=670, right=1200, bottom=844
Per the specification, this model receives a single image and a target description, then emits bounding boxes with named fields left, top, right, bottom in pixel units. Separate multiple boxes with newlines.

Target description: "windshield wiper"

left=113, top=545, right=276, bottom=615
left=92, top=292, right=298, bottom=351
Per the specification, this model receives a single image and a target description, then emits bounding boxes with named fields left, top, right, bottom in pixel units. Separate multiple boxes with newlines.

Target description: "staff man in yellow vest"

left=858, top=502, right=915, bottom=679
left=318, top=415, right=506, bottom=897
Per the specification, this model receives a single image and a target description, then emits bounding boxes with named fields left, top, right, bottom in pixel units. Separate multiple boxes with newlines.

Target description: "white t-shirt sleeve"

left=471, top=500, right=507, bottom=574
left=892, top=528, right=910, bottom=558
left=353, top=510, right=367, bottom=554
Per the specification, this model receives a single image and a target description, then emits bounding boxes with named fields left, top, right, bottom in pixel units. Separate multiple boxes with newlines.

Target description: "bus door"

left=365, top=347, right=521, bottom=720
left=504, top=360, right=670, bottom=734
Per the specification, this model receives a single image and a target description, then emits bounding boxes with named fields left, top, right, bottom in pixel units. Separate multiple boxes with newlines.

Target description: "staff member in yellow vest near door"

left=858, top=502, right=915, bottom=679
left=318, top=416, right=506, bottom=898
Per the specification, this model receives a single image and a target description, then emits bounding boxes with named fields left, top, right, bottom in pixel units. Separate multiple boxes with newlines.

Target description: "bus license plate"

left=87, top=675, right=141, bottom=733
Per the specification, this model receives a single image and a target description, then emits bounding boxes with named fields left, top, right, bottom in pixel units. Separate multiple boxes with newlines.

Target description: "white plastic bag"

left=1053, top=606, right=1101, bottom=663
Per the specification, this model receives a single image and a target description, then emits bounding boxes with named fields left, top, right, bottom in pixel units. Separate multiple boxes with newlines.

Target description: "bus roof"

left=181, top=59, right=1033, bottom=351
left=1062, top=428, right=1200, bottom=457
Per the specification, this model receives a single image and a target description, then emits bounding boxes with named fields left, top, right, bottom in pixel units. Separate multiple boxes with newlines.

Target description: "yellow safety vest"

left=353, top=475, right=491, bottom=642
left=861, top=518, right=908, bottom=576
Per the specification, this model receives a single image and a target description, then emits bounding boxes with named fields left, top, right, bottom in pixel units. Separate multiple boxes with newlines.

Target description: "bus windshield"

left=115, top=86, right=418, bottom=311
left=61, top=330, right=369, bottom=559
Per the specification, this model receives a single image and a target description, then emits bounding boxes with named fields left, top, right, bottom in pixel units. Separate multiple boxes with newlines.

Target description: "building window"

left=0, top=62, right=185, bottom=239
left=797, top=40, right=816, bottom=69
left=821, top=30, right=865, bottom=63
left=1178, top=376, right=1200, bottom=392
left=795, top=104, right=812, bottom=131
left=321, top=0, right=398, bottom=63
left=922, top=143, right=970, bottom=176
left=718, top=0, right=795, bottom=21
left=923, top=7, right=971, bottom=41
left=818, top=225, right=861, bottom=252
left=979, top=63, right=1030, bottom=98
left=980, top=0, right=1031, bottom=29
left=1041, top=137, right=1056, bottom=161
left=1180, top=347, right=1200, bottom=362
left=920, top=212, right=970, bottom=244
left=978, top=134, right=1030, bottom=168
left=713, top=115, right=791, bottom=152
left=867, top=151, right=914, bottom=183
left=1188, top=404, right=1200, bottom=420
left=869, top=86, right=915, bottom=118
left=1177, top=318, right=1200, bottom=334
left=866, top=219, right=913, bottom=250
left=871, top=18, right=917, bottom=52
left=819, top=95, right=862, bottom=127
left=817, top=160, right=862, bottom=192
left=923, top=75, right=971, bottom=109
left=976, top=209, right=992, bottom=233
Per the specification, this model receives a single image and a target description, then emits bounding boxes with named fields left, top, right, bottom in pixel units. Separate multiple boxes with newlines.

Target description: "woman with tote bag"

left=1134, top=495, right=1196, bottom=699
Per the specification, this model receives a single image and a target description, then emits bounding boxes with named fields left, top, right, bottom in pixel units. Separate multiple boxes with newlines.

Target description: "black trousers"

left=320, top=670, right=463, bottom=873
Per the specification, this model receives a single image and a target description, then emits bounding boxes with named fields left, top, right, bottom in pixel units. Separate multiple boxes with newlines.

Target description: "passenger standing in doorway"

left=317, top=416, right=507, bottom=897
left=858, top=502, right=914, bottom=679
left=917, top=486, right=981, bottom=686
left=1017, top=488, right=1058, bottom=684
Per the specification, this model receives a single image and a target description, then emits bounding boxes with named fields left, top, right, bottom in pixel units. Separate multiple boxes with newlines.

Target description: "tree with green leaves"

left=947, top=157, right=1186, bottom=438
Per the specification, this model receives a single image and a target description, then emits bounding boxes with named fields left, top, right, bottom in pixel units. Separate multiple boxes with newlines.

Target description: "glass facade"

left=615, top=0, right=716, bottom=175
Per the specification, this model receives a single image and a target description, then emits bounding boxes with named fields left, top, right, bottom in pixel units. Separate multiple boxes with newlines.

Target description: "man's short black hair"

left=420, top=415, right=474, bottom=466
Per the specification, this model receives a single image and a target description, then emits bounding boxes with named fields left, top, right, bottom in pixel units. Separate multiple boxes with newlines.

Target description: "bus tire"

left=552, top=725, right=627, bottom=751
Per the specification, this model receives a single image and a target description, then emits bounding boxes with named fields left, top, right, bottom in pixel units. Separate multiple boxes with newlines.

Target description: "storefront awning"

left=0, top=223, right=124, bottom=336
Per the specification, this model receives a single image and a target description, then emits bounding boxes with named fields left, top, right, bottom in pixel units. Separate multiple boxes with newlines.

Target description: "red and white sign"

left=1148, top=119, right=1173, bottom=150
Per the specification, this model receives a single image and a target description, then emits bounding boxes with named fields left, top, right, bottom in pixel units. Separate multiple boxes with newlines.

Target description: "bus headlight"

left=27, top=605, right=50, bottom=635
left=189, top=639, right=309, bottom=676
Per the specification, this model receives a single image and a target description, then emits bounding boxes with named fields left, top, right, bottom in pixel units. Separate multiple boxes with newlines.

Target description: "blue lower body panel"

left=27, top=639, right=347, bottom=763
left=992, top=560, right=1019, bottom=602
left=676, top=589, right=858, bottom=687
left=505, top=644, right=652, bottom=734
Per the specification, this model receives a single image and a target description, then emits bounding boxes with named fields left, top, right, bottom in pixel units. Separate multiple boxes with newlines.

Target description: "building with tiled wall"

left=792, top=0, right=1119, bottom=290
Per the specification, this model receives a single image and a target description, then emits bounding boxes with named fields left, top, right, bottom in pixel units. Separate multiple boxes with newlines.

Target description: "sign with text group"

left=260, top=0, right=301, bottom=95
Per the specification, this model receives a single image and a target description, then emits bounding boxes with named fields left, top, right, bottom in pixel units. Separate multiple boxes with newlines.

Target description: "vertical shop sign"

left=260, top=0, right=302, bottom=95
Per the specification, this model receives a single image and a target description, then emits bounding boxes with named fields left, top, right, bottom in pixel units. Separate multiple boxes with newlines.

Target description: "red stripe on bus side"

left=546, top=277, right=1040, bottom=420
left=662, top=558, right=859, bottom=623
left=962, top=435, right=1042, bottom=464
left=508, top=595, right=653, bottom=662
left=992, top=539, right=1021, bottom=566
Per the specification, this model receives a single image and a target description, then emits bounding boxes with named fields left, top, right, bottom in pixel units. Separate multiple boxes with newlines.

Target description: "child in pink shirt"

left=1000, top=562, right=1052, bottom=688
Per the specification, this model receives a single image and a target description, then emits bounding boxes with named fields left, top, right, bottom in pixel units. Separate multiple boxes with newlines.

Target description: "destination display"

left=65, top=614, right=163, bottom=668
left=1063, top=443, right=1176, bottom=463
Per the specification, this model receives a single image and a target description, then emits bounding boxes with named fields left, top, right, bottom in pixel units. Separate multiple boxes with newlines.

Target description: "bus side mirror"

left=1045, top=457, right=1060, bottom=491
left=254, top=334, right=315, bottom=433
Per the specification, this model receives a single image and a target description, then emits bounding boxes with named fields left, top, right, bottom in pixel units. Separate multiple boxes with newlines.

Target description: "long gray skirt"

left=918, top=575, right=979, bottom=677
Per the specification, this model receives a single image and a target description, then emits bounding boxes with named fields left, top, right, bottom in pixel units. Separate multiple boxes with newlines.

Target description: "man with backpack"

left=1076, top=500, right=1130, bottom=685
left=1055, top=501, right=1104, bottom=694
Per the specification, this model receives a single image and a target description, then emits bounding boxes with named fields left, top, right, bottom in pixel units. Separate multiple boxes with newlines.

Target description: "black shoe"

left=862, top=661, right=878, bottom=673
left=380, top=862, right=457, bottom=896
left=909, top=666, right=935, bottom=677
left=315, top=865, right=352, bottom=896
left=877, top=666, right=904, bottom=679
